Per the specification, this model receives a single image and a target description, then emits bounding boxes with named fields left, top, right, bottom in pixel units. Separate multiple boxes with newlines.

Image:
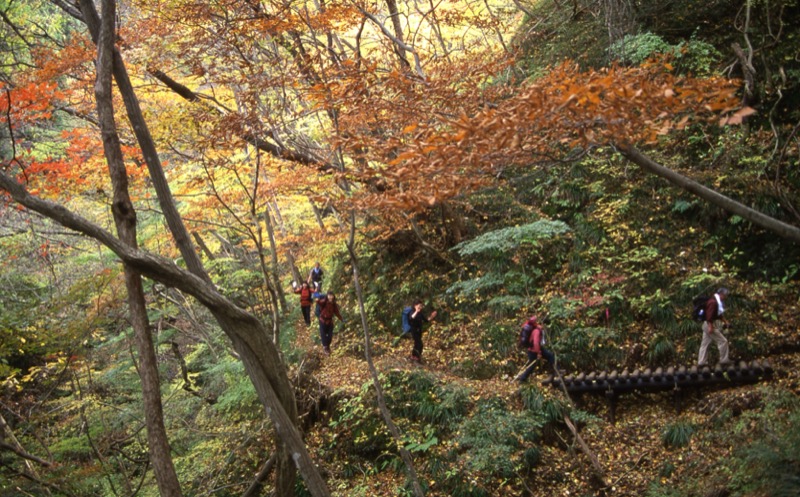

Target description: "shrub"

left=732, top=398, right=800, bottom=497
left=608, top=32, right=672, bottom=65
left=662, top=421, right=695, bottom=448
left=384, top=370, right=471, bottom=432
left=456, top=399, right=543, bottom=477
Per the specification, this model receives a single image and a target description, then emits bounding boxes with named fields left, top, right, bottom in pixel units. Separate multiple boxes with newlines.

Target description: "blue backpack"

left=401, top=306, right=413, bottom=333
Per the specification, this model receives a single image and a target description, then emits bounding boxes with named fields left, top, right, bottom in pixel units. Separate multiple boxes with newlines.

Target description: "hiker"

left=293, top=281, right=314, bottom=326
left=307, top=262, right=324, bottom=292
left=407, top=300, right=437, bottom=362
left=697, top=287, right=731, bottom=367
left=517, top=315, right=555, bottom=382
left=316, top=291, right=344, bottom=355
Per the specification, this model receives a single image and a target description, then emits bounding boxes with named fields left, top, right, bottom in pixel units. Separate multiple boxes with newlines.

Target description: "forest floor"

left=291, top=318, right=800, bottom=496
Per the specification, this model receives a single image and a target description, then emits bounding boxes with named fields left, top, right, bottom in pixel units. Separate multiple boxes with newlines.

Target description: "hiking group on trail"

left=293, top=261, right=735, bottom=373
left=292, top=263, right=344, bottom=354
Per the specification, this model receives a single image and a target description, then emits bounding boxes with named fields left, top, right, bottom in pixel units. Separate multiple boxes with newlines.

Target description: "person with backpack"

left=407, top=300, right=437, bottom=362
left=390, top=304, right=414, bottom=347
left=517, top=315, right=555, bottom=382
left=307, top=262, right=324, bottom=292
left=697, top=287, right=731, bottom=367
left=315, top=291, right=344, bottom=355
left=293, top=281, right=314, bottom=326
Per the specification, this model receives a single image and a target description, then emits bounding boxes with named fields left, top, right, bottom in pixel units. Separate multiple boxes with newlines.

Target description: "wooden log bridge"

left=542, top=360, right=773, bottom=423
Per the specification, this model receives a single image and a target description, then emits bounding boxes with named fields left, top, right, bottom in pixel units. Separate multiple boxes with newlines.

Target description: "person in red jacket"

left=293, top=281, right=314, bottom=326
left=517, top=315, right=555, bottom=382
left=697, top=287, right=731, bottom=367
left=316, top=292, right=344, bottom=355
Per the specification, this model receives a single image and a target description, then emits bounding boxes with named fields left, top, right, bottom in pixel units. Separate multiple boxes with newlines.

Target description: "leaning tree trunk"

left=87, top=1, right=182, bottom=495
left=618, top=144, right=800, bottom=244
left=70, top=2, right=329, bottom=494
left=603, top=0, right=636, bottom=48
left=269, top=200, right=303, bottom=284
left=345, top=212, right=426, bottom=497
left=263, top=206, right=288, bottom=312
left=0, top=171, right=332, bottom=497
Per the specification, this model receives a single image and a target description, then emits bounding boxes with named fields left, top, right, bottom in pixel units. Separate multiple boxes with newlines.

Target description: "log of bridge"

left=543, top=360, right=772, bottom=423
left=542, top=360, right=772, bottom=395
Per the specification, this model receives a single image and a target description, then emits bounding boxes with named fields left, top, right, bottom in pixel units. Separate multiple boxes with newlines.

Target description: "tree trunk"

left=441, top=201, right=465, bottom=245
left=264, top=207, right=288, bottom=312
left=0, top=171, right=332, bottom=497
left=67, top=3, right=330, bottom=494
left=78, top=0, right=210, bottom=287
left=618, top=145, right=800, bottom=244
left=310, top=199, right=329, bottom=234
left=345, top=212, right=426, bottom=497
left=192, top=231, right=216, bottom=261
left=603, top=0, right=635, bottom=47
left=85, top=1, right=183, bottom=496
left=404, top=213, right=457, bottom=267
left=385, top=0, right=410, bottom=66
left=269, top=201, right=303, bottom=284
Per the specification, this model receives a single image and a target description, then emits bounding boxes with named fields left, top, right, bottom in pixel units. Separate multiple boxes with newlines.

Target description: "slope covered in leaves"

left=2, top=0, right=799, bottom=496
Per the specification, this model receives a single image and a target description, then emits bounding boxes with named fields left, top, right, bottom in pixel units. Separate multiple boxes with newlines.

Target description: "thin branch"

left=354, top=5, right=426, bottom=80
left=0, top=442, right=52, bottom=467
left=345, top=210, right=426, bottom=497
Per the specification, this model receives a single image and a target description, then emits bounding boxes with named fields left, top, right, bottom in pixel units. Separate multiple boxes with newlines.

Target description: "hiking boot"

left=323, top=346, right=331, bottom=355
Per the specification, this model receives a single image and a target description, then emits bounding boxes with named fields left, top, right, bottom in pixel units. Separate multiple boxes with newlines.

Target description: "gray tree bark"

left=344, top=212, right=426, bottom=497
left=51, top=2, right=332, bottom=494
left=618, top=145, right=800, bottom=244
left=0, top=172, right=332, bottom=497
left=86, top=1, right=182, bottom=496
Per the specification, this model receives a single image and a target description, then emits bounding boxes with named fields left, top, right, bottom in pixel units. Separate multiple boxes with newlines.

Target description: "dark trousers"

left=519, top=349, right=555, bottom=382
left=411, top=330, right=424, bottom=358
left=319, top=321, right=334, bottom=348
left=301, top=305, right=311, bottom=326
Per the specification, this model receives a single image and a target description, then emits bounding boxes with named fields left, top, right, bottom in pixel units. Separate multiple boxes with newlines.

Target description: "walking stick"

left=511, top=358, right=538, bottom=382
left=392, top=331, right=410, bottom=347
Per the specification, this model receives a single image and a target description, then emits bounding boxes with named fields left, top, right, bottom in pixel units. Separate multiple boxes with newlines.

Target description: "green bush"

left=608, top=32, right=672, bottom=65
left=385, top=370, right=470, bottom=432
left=608, top=31, right=721, bottom=75
left=733, top=400, right=800, bottom=497
left=662, top=421, right=695, bottom=448
left=456, top=399, right=543, bottom=477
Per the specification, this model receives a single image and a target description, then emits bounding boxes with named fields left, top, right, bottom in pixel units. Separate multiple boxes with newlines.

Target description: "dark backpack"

left=519, top=324, right=533, bottom=349
left=692, top=295, right=710, bottom=322
left=401, top=306, right=413, bottom=333
left=315, top=301, right=322, bottom=318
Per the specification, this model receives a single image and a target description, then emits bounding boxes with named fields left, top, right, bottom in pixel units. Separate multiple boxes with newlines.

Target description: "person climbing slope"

left=517, top=315, right=555, bottom=382
left=315, top=291, right=344, bottom=355
left=293, top=281, right=314, bottom=326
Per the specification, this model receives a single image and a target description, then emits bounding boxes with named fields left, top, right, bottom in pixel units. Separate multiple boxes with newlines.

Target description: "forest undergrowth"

left=290, top=305, right=800, bottom=497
